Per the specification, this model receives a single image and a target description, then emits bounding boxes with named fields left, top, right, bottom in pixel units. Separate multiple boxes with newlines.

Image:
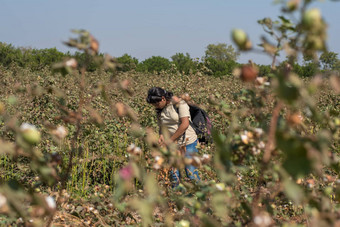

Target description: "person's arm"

left=157, top=117, right=165, bottom=146
left=170, top=116, right=189, bottom=142
left=158, top=134, right=165, bottom=146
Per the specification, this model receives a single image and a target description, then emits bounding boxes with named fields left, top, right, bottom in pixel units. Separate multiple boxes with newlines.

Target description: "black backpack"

left=174, top=103, right=213, bottom=144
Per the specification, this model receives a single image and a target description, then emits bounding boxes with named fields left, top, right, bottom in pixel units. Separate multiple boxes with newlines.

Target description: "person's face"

left=151, top=96, right=167, bottom=109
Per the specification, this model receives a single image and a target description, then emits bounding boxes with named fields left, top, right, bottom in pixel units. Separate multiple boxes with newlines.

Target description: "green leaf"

left=279, top=16, right=291, bottom=24
left=283, top=179, right=304, bottom=204
left=212, top=131, right=232, bottom=171
left=277, top=82, right=300, bottom=104
left=200, top=214, right=221, bottom=227
left=277, top=133, right=312, bottom=179
left=212, top=192, right=229, bottom=220
left=130, top=198, right=153, bottom=227
left=145, top=173, right=159, bottom=201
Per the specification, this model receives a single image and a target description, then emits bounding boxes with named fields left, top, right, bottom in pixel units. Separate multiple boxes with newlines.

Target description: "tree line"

left=0, top=42, right=339, bottom=77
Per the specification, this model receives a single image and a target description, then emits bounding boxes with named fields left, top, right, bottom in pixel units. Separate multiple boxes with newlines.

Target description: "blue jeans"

left=170, top=140, right=201, bottom=187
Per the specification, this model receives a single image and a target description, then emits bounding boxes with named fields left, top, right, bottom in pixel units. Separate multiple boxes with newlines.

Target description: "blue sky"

left=1, top=0, right=339, bottom=64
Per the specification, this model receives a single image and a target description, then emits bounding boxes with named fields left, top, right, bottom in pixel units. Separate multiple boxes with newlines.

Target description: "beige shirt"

left=159, top=100, right=197, bottom=146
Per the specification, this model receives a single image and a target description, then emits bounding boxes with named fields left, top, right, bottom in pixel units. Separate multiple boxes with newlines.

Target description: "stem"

left=45, top=68, right=86, bottom=227
left=263, top=101, right=283, bottom=163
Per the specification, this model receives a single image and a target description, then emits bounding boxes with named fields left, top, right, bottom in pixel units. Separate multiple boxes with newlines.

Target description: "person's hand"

left=179, top=146, right=186, bottom=156
left=158, top=134, right=165, bottom=147
left=172, top=96, right=180, bottom=104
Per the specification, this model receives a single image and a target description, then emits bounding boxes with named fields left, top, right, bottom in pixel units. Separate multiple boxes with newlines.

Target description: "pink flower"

left=119, top=165, right=133, bottom=180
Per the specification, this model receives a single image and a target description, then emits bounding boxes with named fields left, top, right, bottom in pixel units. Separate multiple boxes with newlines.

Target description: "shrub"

left=0, top=42, right=25, bottom=67
left=171, top=52, right=196, bottom=74
left=136, top=56, right=172, bottom=73
left=73, top=51, right=103, bottom=72
left=0, top=43, right=68, bottom=71
left=203, top=57, right=238, bottom=77
left=0, top=42, right=105, bottom=72
left=302, top=62, right=319, bottom=77
left=257, top=64, right=271, bottom=77
left=291, top=62, right=318, bottom=77
left=23, top=47, right=66, bottom=70
left=116, top=54, right=139, bottom=72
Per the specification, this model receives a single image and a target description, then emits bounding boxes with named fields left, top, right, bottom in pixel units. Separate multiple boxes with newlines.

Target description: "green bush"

left=24, top=48, right=67, bottom=70
left=292, top=62, right=318, bottom=77
left=257, top=64, right=271, bottom=77
left=73, top=51, right=104, bottom=72
left=303, top=62, right=319, bottom=77
left=136, top=56, right=172, bottom=73
left=116, top=54, right=139, bottom=72
left=171, top=52, right=197, bottom=74
left=0, top=42, right=67, bottom=71
left=203, top=57, right=238, bottom=77
left=0, top=42, right=25, bottom=67
left=0, top=42, right=105, bottom=72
